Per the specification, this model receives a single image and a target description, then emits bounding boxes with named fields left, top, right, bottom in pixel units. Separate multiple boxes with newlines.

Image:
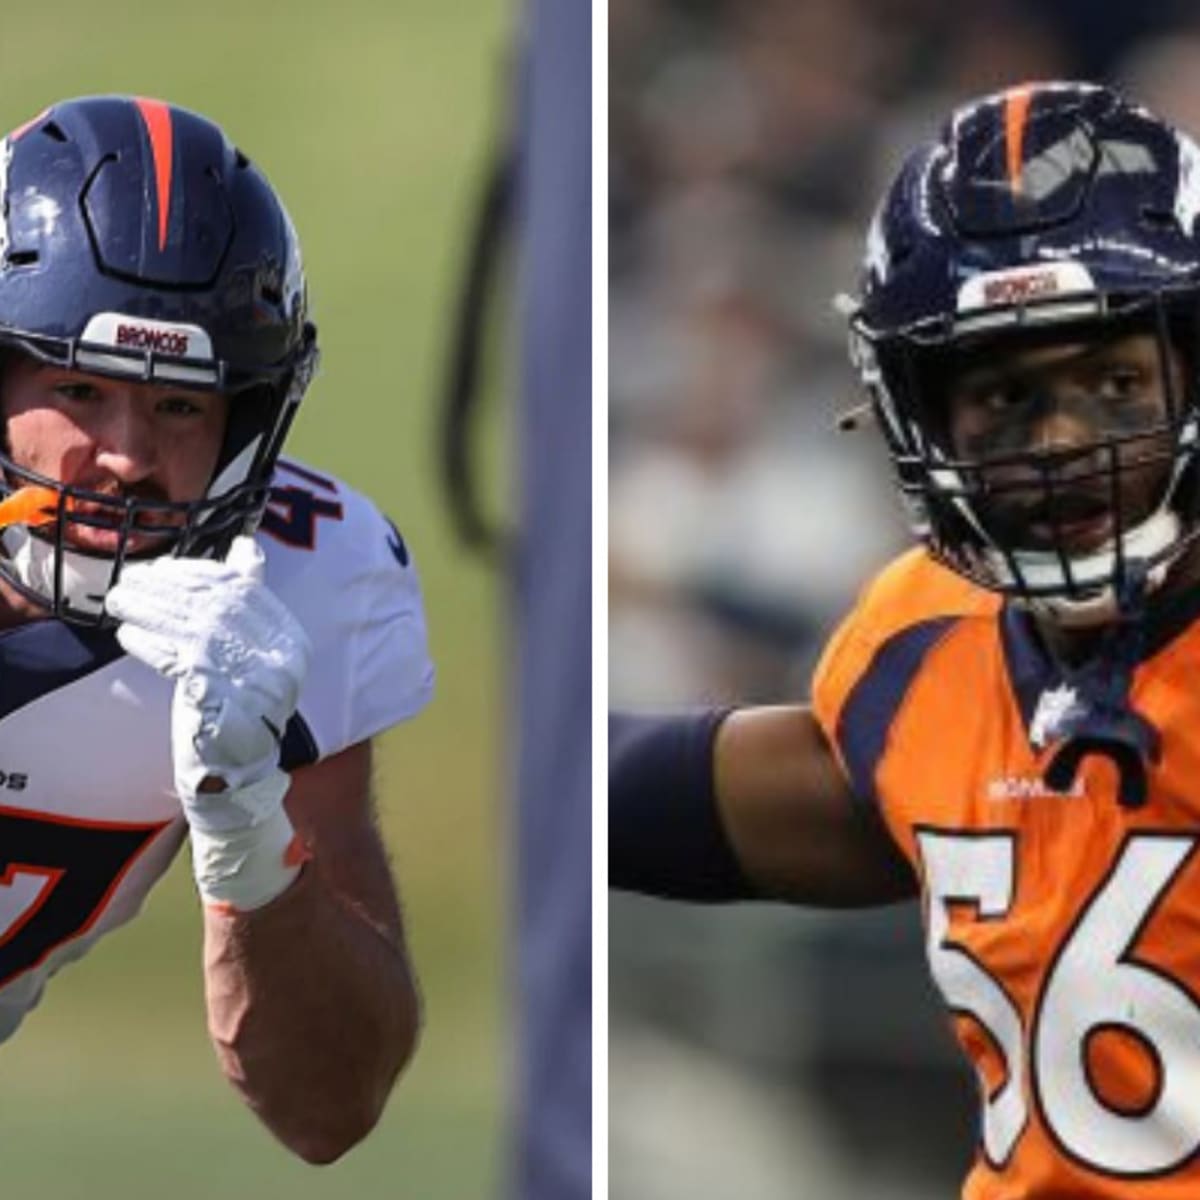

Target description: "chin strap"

left=1042, top=565, right=1161, bottom=808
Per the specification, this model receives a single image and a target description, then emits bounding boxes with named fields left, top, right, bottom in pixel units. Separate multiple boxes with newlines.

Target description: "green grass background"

left=0, top=3, right=514, bottom=1197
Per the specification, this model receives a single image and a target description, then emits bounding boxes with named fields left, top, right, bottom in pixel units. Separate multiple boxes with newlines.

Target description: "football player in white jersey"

left=0, top=96, right=433, bottom=1163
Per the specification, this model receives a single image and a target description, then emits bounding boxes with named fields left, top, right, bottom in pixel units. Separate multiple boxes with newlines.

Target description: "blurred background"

left=0, top=2, right=516, bottom=1197
left=609, top=2, right=1200, bottom=1197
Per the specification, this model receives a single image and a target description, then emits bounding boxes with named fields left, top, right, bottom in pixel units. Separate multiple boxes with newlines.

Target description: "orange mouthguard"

left=0, top=486, right=65, bottom=529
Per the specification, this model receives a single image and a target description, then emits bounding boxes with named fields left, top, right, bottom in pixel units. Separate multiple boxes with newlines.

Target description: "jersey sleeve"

left=811, top=548, right=994, bottom=805
left=261, top=462, right=435, bottom=766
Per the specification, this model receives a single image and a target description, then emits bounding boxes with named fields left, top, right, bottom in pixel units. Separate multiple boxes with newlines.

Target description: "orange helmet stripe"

left=1005, top=86, right=1034, bottom=195
left=133, top=97, right=174, bottom=253
left=7, top=107, right=50, bottom=145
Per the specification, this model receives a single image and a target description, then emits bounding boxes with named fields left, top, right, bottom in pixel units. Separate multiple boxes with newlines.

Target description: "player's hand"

left=106, top=536, right=313, bottom=909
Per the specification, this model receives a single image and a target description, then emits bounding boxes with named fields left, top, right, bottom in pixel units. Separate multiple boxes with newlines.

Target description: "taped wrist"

left=609, top=708, right=755, bottom=901
left=189, top=773, right=308, bottom=911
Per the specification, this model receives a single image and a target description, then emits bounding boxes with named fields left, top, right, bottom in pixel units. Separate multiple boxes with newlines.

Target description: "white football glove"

left=106, top=535, right=313, bottom=910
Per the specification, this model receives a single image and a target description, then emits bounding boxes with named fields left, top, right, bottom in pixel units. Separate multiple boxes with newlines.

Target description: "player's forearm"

left=202, top=863, right=420, bottom=1165
left=714, top=706, right=917, bottom=905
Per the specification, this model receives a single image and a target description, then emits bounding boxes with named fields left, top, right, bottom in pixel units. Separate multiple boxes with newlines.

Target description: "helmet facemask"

left=845, top=82, right=1200, bottom=626
left=852, top=297, right=1200, bottom=626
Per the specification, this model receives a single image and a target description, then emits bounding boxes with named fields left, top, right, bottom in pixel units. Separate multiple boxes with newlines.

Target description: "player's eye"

left=54, top=381, right=100, bottom=403
left=1095, top=366, right=1145, bottom=400
left=156, top=396, right=205, bottom=417
left=972, top=382, right=1032, bottom=415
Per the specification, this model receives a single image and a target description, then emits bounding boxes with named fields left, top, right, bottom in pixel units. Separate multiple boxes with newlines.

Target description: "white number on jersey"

left=917, top=830, right=1200, bottom=1176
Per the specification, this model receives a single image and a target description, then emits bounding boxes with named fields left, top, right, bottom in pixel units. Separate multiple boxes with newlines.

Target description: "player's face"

left=1, top=356, right=228, bottom=554
left=943, top=331, right=1183, bottom=555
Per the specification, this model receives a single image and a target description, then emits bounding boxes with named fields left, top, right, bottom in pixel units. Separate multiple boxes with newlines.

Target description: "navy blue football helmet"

left=845, top=82, right=1200, bottom=625
left=0, top=95, right=317, bottom=622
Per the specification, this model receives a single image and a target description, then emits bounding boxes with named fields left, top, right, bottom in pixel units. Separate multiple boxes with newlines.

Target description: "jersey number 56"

left=918, top=829, right=1200, bottom=1178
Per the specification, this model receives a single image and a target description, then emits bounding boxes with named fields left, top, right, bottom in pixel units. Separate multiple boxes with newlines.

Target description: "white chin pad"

left=990, top=508, right=1182, bottom=628
left=1, top=525, right=119, bottom=618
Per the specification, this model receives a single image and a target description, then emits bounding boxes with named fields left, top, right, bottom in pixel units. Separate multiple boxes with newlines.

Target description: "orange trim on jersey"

left=133, top=97, right=174, bottom=252
left=0, top=863, right=63, bottom=949
left=1004, top=86, right=1034, bottom=195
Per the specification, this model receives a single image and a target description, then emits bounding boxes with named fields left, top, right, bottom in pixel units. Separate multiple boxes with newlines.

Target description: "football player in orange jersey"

left=612, top=81, right=1200, bottom=1198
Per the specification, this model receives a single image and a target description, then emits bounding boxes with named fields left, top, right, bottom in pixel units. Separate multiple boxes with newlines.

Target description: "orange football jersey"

left=813, top=547, right=1200, bottom=1199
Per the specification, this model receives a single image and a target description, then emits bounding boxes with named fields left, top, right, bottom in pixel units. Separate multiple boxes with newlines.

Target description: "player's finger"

left=105, top=576, right=188, bottom=628
left=225, top=535, right=266, bottom=583
left=114, top=622, right=183, bottom=676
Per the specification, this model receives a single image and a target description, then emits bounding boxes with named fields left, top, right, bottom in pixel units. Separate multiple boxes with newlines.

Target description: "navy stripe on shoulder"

left=999, top=604, right=1055, bottom=733
left=836, top=616, right=960, bottom=808
left=0, top=620, right=125, bottom=721
left=280, top=711, right=320, bottom=771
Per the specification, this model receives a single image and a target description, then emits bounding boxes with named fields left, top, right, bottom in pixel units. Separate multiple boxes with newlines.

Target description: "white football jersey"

left=0, top=458, right=434, bottom=1042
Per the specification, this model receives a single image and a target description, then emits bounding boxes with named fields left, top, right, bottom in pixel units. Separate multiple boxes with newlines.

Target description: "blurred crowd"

left=609, top=3, right=1200, bottom=1197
